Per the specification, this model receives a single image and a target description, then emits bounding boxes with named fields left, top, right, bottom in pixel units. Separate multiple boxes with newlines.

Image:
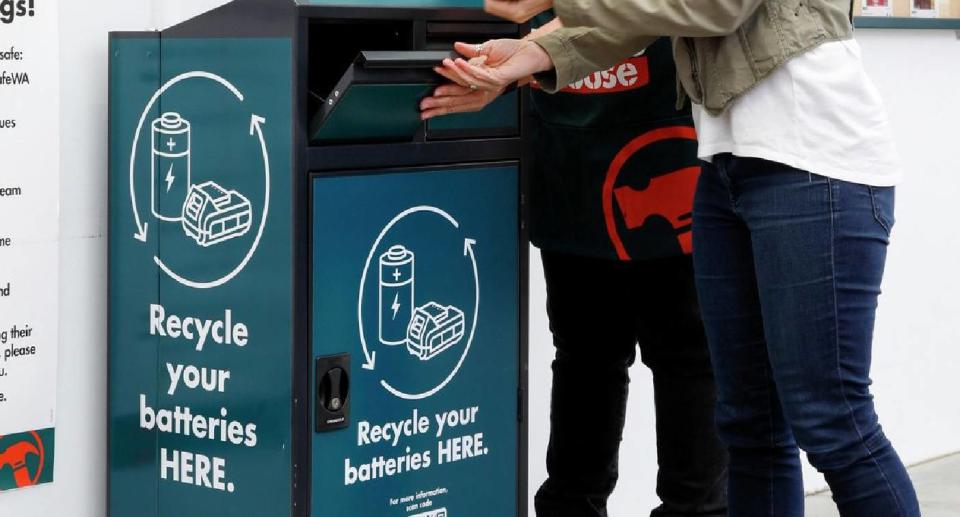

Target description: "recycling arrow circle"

left=357, top=206, right=480, bottom=401
left=127, top=71, right=271, bottom=290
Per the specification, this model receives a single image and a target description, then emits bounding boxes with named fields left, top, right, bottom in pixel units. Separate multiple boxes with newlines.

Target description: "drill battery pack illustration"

left=406, top=302, right=466, bottom=361
left=181, top=181, right=253, bottom=247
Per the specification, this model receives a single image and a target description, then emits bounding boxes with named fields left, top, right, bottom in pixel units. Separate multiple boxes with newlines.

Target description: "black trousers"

left=534, top=251, right=728, bottom=517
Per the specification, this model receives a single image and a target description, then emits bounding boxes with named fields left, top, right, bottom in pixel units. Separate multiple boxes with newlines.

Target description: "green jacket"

left=534, top=0, right=855, bottom=115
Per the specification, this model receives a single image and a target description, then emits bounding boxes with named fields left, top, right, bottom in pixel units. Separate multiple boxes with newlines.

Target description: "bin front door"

left=311, top=164, right=522, bottom=516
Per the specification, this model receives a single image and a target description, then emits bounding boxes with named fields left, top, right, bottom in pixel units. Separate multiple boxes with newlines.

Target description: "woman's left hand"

left=436, top=39, right=553, bottom=93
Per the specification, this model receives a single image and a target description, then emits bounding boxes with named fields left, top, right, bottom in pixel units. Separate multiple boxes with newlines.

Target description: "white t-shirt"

left=692, top=39, right=902, bottom=187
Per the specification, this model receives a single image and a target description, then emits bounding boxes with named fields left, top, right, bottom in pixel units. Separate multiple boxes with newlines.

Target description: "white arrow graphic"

left=249, top=114, right=266, bottom=136
left=129, top=71, right=244, bottom=243
left=363, top=352, right=377, bottom=371
left=154, top=113, right=270, bottom=289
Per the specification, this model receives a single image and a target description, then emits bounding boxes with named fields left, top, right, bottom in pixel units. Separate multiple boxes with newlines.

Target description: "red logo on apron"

left=603, top=126, right=700, bottom=260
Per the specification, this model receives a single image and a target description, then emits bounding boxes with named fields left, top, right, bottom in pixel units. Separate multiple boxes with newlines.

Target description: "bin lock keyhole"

left=316, top=353, right=351, bottom=432
left=321, top=367, right=349, bottom=412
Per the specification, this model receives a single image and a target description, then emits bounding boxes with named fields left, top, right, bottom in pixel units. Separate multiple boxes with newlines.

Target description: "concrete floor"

left=806, top=452, right=960, bottom=516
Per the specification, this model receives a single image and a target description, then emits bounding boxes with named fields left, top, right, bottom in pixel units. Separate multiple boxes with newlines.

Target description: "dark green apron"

left=527, top=36, right=700, bottom=262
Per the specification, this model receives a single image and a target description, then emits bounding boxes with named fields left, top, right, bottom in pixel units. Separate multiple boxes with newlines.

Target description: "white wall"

left=853, top=29, right=960, bottom=468
left=1, top=1, right=230, bottom=516
left=1, top=4, right=958, bottom=514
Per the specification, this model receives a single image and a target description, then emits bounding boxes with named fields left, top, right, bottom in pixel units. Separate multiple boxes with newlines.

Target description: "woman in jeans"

left=424, top=0, right=921, bottom=515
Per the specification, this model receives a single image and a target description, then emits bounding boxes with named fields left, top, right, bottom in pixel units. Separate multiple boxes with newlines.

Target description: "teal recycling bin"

left=108, top=1, right=528, bottom=515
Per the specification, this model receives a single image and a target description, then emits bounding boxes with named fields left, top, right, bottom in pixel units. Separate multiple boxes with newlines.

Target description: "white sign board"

left=0, top=0, right=60, bottom=491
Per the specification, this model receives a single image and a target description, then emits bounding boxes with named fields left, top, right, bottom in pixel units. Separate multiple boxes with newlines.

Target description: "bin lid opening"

left=310, top=50, right=456, bottom=144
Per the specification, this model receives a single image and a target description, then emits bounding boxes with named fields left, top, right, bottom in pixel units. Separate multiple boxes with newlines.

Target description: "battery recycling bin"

left=108, top=1, right=527, bottom=515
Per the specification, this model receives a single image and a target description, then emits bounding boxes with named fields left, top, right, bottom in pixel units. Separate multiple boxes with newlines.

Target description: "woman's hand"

left=484, top=0, right=554, bottom=23
left=420, top=83, right=506, bottom=120
left=420, top=40, right=552, bottom=120
left=437, top=39, right=553, bottom=93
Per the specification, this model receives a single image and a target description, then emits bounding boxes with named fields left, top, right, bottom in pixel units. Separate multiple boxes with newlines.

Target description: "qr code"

left=411, top=509, right=448, bottom=517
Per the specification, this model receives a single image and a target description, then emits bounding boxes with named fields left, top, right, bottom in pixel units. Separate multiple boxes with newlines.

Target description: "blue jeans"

left=692, top=154, right=920, bottom=517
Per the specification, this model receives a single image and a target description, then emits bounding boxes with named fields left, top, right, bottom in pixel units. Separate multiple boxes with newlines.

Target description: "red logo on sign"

left=0, top=431, right=46, bottom=488
left=533, top=57, right=651, bottom=95
left=603, top=126, right=700, bottom=260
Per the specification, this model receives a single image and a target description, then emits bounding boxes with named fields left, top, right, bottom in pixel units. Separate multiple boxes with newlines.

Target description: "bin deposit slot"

left=308, top=19, right=413, bottom=112
left=309, top=50, right=455, bottom=144
left=424, top=21, right=520, bottom=50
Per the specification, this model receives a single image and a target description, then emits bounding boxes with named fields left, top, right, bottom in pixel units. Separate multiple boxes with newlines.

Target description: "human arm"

left=483, top=0, right=767, bottom=91
left=420, top=18, right=562, bottom=120
left=487, top=0, right=764, bottom=37
left=428, top=27, right=656, bottom=96
left=532, top=28, right=656, bottom=92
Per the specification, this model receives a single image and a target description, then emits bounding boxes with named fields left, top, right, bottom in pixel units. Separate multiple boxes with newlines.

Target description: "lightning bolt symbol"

left=391, top=293, right=401, bottom=320
left=164, top=164, right=176, bottom=193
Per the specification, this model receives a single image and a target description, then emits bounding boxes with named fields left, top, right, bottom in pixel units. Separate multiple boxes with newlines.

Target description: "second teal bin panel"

left=311, top=164, right=521, bottom=516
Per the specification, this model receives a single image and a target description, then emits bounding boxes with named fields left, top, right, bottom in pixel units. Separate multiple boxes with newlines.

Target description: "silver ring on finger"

left=475, top=44, right=484, bottom=55
left=469, top=84, right=478, bottom=91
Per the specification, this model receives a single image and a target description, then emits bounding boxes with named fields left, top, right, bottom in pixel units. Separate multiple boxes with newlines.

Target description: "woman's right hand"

left=420, top=82, right=506, bottom=120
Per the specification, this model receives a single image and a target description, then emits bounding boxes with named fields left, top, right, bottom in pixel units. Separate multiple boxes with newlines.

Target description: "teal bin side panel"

left=154, top=37, right=294, bottom=516
left=311, top=165, right=520, bottom=516
left=110, top=36, right=294, bottom=516
left=109, top=34, right=163, bottom=517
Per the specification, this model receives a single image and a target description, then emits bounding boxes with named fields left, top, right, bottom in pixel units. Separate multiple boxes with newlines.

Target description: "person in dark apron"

left=423, top=22, right=729, bottom=517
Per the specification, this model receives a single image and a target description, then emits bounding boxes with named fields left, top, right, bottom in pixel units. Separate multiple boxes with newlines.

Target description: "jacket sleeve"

left=533, top=28, right=657, bottom=93
left=554, top=0, right=766, bottom=37
left=531, top=0, right=766, bottom=92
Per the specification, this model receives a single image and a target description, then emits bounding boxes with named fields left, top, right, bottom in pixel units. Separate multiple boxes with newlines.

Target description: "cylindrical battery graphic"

left=379, top=245, right=415, bottom=346
left=151, top=112, right=192, bottom=221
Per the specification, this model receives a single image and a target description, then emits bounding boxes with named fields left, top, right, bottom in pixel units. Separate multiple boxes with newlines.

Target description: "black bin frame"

left=109, top=1, right=531, bottom=515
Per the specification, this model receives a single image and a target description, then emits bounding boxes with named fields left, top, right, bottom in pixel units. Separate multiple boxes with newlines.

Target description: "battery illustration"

left=379, top=245, right=415, bottom=346
left=151, top=112, right=191, bottom=221
left=181, top=181, right=253, bottom=247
